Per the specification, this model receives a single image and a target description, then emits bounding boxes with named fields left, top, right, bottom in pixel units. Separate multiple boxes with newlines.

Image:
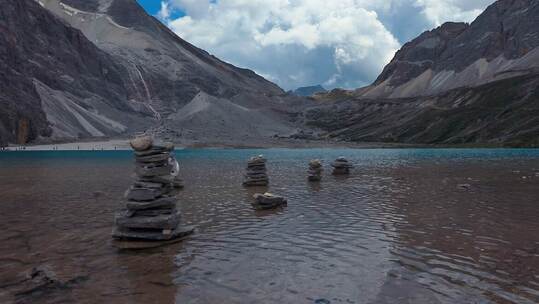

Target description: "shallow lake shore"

left=3, top=138, right=425, bottom=151
left=4, top=137, right=530, bottom=151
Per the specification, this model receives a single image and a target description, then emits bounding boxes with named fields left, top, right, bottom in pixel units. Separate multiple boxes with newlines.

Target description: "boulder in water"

left=252, top=192, right=287, bottom=210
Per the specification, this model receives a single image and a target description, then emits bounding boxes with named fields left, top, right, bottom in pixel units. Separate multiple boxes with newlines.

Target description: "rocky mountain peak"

left=373, top=22, right=469, bottom=87
left=363, top=0, right=539, bottom=99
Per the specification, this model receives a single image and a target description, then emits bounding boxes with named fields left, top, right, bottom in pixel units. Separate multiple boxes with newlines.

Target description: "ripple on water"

left=0, top=149, right=538, bottom=303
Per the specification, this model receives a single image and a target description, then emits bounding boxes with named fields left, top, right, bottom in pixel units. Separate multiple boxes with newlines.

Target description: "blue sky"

left=137, top=0, right=184, bottom=19
left=136, top=0, right=494, bottom=90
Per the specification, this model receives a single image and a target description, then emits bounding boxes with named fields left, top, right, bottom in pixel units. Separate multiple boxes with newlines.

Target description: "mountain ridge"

left=357, top=0, right=539, bottom=99
left=289, top=85, right=327, bottom=97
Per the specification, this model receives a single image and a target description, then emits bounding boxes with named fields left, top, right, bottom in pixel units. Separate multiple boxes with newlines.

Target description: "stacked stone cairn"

left=112, top=136, right=193, bottom=247
left=331, top=157, right=353, bottom=175
left=308, top=159, right=323, bottom=181
left=252, top=192, right=287, bottom=210
left=243, top=155, right=269, bottom=186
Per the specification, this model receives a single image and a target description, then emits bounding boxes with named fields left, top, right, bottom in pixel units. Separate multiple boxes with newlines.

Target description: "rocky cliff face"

left=0, top=0, right=294, bottom=145
left=360, top=0, right=539, bottom=98
left=0, top=0, right=144, bottom=145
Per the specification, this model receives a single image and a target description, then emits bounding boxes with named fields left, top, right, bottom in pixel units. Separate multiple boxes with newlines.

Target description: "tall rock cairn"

left=243, top=155, right=269, bottom=186
left=112, top=136, right=192, bottom=244
left=308, top=159, right=323, bottom=181
left=331, top=157, right=353, bottom=175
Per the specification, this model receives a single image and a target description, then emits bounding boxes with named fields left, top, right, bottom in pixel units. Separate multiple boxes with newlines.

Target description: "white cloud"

left=157, top=1, right=171, bottom=20
left=160, top=0, right=400, bottom=90
left=414, top=0, right=494, bottom=26
left=158, top=0, right=494, bottom=90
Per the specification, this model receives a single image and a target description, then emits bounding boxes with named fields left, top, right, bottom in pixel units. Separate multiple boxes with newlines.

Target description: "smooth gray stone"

left=309, top=160, right=322, bottom=168
left=244, top=173, right=268, bottom=179
left=244, top=176, right=269, bottom=182
left=308, top=175, right=322, bottom=181
left=115, top=211, right=181, bottom=230
left=133, top=181, right=164, bottom=189
left=112, top=224, right=195, bottom=241
left=253, top=193, right=287, bottom=205
left=139, top=175, right=175, bottom=184
left=135, top=153, right=171, bottom=163
left=135, top=164, right=173, bottom=177
left=125, top=187, right=161, bottom=201
left=134, top=208, right=176, bottom=217
left=332, top=168, right=351, bottom=175
left=136, top=159, right=169, bottom=167
left=247, top=158, right=266, bottom=166
left=173, top=177, right=184, bottom=189
left=246, top=168, right=267, bottom=173
left=331, top=164, right=353, bottom=169
left=243, top=180, right=269, bottom=186
left=247, top=164, right=266, bottom=170
left=252, top=193, right=287, bottom=209
left=126, top=197, right=177, bottom=211
left=130, top=136, right=153, bottom=151
left=331, top=159, right=353, bottom=168
left=134, top=144, right=174, bottom=157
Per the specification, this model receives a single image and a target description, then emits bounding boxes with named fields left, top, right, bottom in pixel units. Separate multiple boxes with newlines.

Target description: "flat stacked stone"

left=308, top=159, right=323, bottom=181
left=112, top=136, right=193, bottom=248
left=243, top=155, right=269, bottom=186
left=331, top=157, right=353, bottom=175
left=252, top=193, right=287, bottom=210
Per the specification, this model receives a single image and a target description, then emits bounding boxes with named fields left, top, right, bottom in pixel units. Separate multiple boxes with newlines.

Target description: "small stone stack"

left=243, top=155, right=269, bottom=186
left=308, top=159, right=323, bottom=181
left=252, top=193, right=287, bottom=210
left=112, top=136, right=193, bottom=248
left=331, top=157, right=353, bottom=175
